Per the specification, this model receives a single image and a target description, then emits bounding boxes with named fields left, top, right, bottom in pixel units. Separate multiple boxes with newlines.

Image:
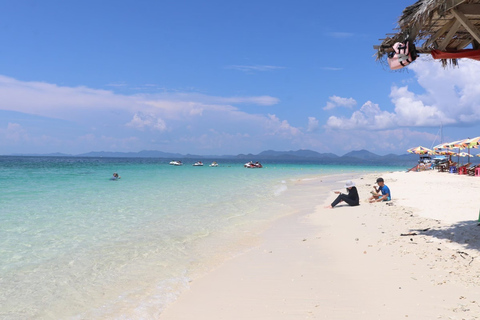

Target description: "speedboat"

left=419, top=155, right=447, bottom=167
left=244, top=161, right=263, bottom=168
left=169, top=160, right=183, bottom=166
left=209, top=161, right=219, bottom=167
left=193, top=161, right=204, bottom=166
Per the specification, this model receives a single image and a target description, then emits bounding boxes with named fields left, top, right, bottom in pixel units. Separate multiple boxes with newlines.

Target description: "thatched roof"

left=375, top=0, right=480, bottom=66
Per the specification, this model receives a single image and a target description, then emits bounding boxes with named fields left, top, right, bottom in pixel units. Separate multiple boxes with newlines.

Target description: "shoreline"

left=159, top=170, right=480, bottom=319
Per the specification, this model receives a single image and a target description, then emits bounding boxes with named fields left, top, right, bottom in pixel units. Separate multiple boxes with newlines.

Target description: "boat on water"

left=169, top=160, right=183, bottom=166
left=244, top=161, right=263, bottom=168
left=419, top=155, right=447, bottom=167
left=193, top=161, right=204, bottom=166
left=209, top=161, right=218, bottom=167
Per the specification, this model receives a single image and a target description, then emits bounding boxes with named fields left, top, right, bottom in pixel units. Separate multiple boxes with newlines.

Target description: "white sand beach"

left=159, top=170, right=480, bottom=319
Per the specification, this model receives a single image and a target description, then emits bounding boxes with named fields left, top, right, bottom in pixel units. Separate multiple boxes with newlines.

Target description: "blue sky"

left=1, top=0, right=479, bottom=156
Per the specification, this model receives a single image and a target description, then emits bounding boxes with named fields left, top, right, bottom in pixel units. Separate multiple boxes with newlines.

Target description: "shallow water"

left=0, top=156, right=404, bottom=318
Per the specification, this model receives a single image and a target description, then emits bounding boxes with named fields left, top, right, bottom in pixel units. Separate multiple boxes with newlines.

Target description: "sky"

left=1, top=0, right=480, bottom=156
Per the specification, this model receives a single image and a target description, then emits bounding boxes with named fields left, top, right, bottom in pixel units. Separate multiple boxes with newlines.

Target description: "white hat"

left=344, top=180, right=355, bottom=188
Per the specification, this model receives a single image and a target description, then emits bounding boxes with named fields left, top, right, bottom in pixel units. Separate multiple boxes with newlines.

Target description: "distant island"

left=4, top=149, right=425, bottom=166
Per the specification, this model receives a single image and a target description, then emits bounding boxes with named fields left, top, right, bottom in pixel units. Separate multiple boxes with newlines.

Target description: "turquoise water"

left=0, top=157, right=404, bottom=318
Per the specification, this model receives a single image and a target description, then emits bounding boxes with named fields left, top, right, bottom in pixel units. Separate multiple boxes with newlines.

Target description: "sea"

left=0, top=156, right=406, bottom=319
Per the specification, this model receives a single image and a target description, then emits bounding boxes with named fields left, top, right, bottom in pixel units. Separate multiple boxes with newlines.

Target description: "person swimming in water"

left=111, top=172, right=121, bottom=180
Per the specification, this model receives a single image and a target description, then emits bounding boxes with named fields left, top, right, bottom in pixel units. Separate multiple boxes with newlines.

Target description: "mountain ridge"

left=6, top=149, right=421, bottom=166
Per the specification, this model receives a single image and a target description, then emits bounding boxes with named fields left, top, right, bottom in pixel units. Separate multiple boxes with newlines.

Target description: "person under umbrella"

left=325, top=180, right=359, bottom=209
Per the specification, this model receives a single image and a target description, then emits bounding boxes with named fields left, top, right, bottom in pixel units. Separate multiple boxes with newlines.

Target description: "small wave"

left=273, top=184, right=288, bottom=196
left=299, top=177, right=318, bottom=181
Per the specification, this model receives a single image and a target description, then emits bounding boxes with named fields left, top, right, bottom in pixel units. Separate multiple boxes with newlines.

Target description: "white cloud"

left=325, top=101, right=395, bottom=130
left=126, top=113, right=167, bottom=131
left=307, top=117, right=319, bottom=132
left=0, top=75, right=137, bottom=120
left=0, top=75, right=280, bottom=123
left=325, top=58, right=480, bottom=131
left=0, top=74, right=299, bottom=154
left=408, top=58, right=480, bottom=123
left=390, top=86, right=453, bottom=126
left=4, top=123, right=27, bottom=143
left=265, top=114, right=301, bottom=137
left=323, top=95, right=356, bottom=110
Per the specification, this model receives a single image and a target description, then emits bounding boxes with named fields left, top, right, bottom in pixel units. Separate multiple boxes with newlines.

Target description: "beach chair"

left=449, top=164, right=458, bottom=173
left=434, top=159, right=448, bottom=171
left=437, top=160, right=453, bottom=172
left=468, top=164, right=480, bottom=176
left=436, top=163, right=447, bottom=172
left=407, top=164, right=419, bottom=172
left=457, top=163, right=471, bottom=175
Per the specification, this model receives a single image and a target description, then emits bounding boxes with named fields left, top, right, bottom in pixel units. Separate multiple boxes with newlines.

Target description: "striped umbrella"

left=435, top=139, right=469, bottom=164
left=458, top=152, right=474, bottom=157
left=433, top=142, right=452, bottom=150
left=436, top=150, right=457, bottom=156
left=444, top=139, right=469, bottom=149
left=461, top=136, right=480, bottom=148
left=407, top=146, right=433, bottom=155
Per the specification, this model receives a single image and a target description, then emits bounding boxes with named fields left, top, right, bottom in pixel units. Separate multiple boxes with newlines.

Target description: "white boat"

left=193, top=161, right=204, bottom=166
left=169, top=160, right=183, bottom=166
left=244, top=161, right=263, bottom=168
left=209, top=161, right=218, bottom=167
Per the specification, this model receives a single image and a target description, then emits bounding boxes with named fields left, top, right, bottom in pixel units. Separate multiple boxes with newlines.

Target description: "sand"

left=159, top=170, right=480, bottom=320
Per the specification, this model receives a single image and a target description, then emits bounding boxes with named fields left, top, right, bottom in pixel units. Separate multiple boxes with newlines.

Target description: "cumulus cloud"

left=408, top=58, right=480, bottom=123
left=326, top=101, right=395, bottom=130
left=3, top=123, right=27, bottom=143
left=390, top=86, right=453, bottom=126
left=307, top=117, right=319, bottom=132
left=265, top=114, right=301, bottom=137
left=126, top=113, right=167, bottom=131
left=323, top=95, right=357, bottom=110
left=325, top=58, right=480, bottom=131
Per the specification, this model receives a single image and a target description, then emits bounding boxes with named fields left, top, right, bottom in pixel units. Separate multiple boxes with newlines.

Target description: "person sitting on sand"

left=325, top=180, right=359, bottom=209
left=369, top=177, right=390, bottom=203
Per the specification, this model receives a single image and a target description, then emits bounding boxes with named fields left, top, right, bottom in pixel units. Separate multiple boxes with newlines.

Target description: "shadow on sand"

left=412, top=220, right=480, bottom=253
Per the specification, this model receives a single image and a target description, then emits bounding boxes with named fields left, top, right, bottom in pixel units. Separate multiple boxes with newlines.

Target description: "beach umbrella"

left=433, top=142, right=452, bottom=150
left=457, top=151, right=474, bottom=166
left=458, top=152, right=474, bottom=158
left=436, top=139, right=469, bottom=164
left=461, top=136, right=480, bottom=149
left=407, top=146, right=433, bottom=155
left=439, top=150, right=457, bottom=155
left=460, top=136, right=480, bottom=159
left=439, top=150, right=457, bottom=161
left=436, top=150, right=457, bottom=156
left=444, top=139, right=469, bottom=149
